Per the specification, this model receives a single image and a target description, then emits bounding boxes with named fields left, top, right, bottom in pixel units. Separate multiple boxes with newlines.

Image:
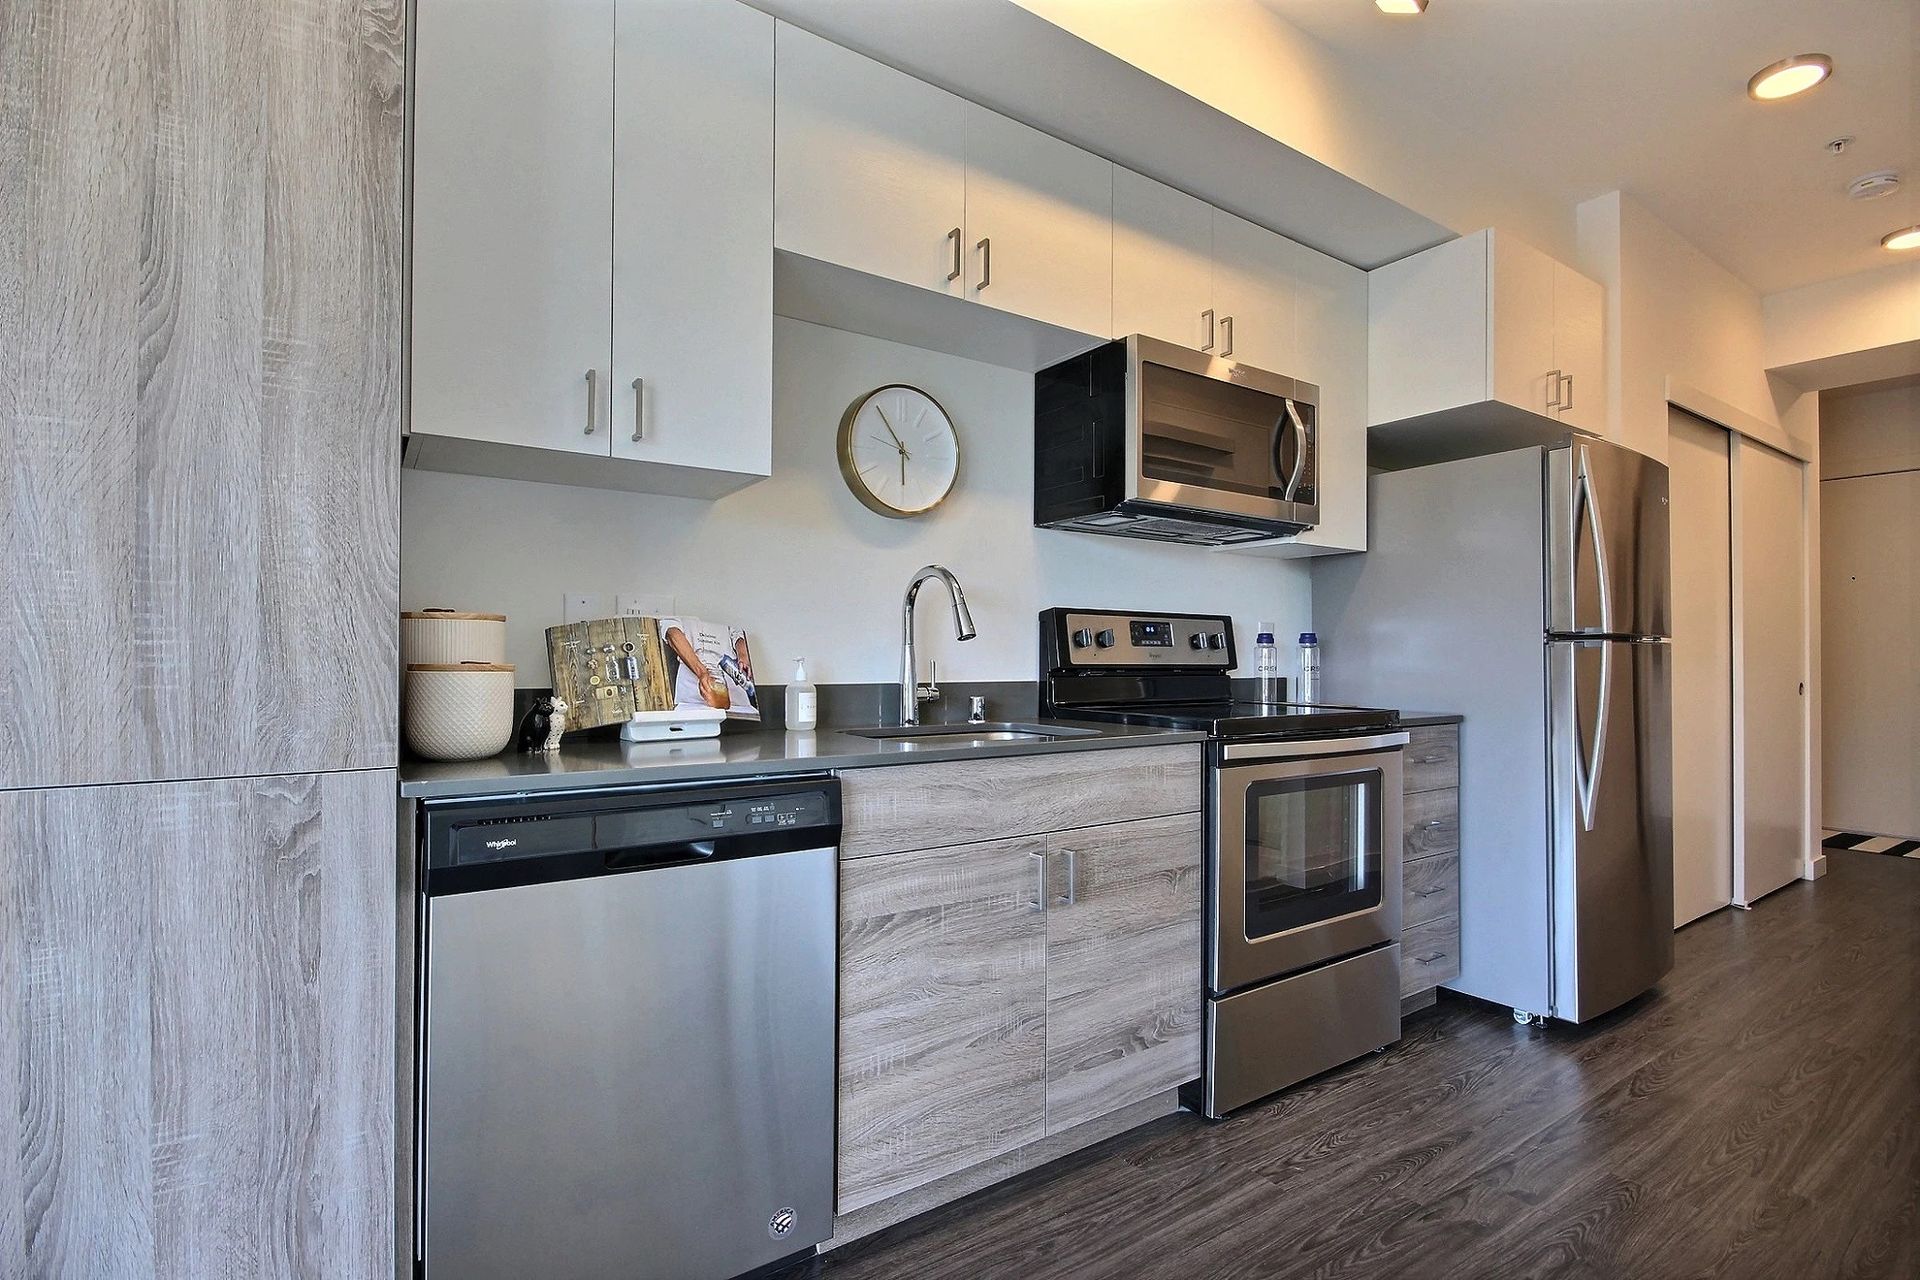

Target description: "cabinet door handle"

left=1418, top=754, right=1445, bottom=763
left=630, top=376, right=644, bottom=442
left=1027, top=849, right=1046, bottom=913
left=584, top=368, right=601, bottom=435
left=1561, top=373, right=1575, bottom=414
left=1054, top=848, right=1078, bottom=907
left=1220, top=314, right=1234, bottom=357
left=976, top=237, right=991, bottom=291
left=1545, top=368, right=1563, bottom=412
left=1423, top=819, right=1446, bottom=830
left=948, top=227, right=963, bottom=282
left=1201, top=308, right=1215, bottom=352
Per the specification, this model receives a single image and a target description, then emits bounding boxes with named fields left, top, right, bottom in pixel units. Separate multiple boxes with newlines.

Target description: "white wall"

left=1011, top=0, right=1576, bottom=264
left=402, top=317, right=1313, bottom=683
left=1817, top=378, right=1919, bottom=837
left=1766, top=262, right=1920, bottom=378
left=1577, top=191, right=1808, bottom=463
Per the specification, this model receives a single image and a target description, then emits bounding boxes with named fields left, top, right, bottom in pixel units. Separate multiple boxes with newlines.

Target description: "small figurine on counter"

left=515, top=695, right=570, bottom=753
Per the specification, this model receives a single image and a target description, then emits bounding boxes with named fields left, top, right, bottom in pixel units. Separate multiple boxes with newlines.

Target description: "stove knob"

left=1095, top=629, right=1117, bottom=648
left=1188, top=633, right=1206, bottom=650
left=1070, top=628, right=1094, bottom=649
left=1210, top=631, right=1229, bottom=651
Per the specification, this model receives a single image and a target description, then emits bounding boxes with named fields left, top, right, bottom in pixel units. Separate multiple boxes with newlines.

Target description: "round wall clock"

left=836, top=384, right=960, bottom=518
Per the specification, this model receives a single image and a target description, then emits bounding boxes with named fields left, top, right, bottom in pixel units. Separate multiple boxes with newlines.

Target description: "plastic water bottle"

left=1255, top=623, right=1283, bottom=705
left=1297, top=632, right=1322, bottom=704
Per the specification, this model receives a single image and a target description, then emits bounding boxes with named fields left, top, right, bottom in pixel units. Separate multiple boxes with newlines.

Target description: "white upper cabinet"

left=411, top=0, right=615, bottom=455
left=1551, top=261, right=1606, bottom=435
left=1369, top=229, right=1610, bottom=443
left=774, top=23, right=967, bottom=296
left=962, top=106, right=1113, bottom=337
left=1210, top=209, right=1299, bottom=375
left=613, top=0, right=772, bottom=476
left=1111, top=168, right=1214, bottom=350
left=410, top=0, right=774, bottom=497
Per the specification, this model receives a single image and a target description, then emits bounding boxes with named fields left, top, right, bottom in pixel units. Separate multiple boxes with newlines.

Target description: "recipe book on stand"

left=545, top=614, right=761, bottom=735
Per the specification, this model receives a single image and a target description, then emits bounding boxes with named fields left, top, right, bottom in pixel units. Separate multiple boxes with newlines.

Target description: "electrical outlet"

left=564, top=592, right=608, bottom=623
left=616, top=593, right=675, bottom=618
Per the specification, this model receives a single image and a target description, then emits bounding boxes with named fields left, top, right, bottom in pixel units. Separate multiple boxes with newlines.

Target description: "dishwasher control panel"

left=426, top=777, right=842, bottom=879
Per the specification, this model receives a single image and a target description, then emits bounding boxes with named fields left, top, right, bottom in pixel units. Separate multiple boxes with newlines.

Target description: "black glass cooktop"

left=1065, top=700, right=1399, bottom=741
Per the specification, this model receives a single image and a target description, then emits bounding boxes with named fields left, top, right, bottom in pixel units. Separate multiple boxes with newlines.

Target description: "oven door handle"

left=1218, top=731, right=1409, bottom=762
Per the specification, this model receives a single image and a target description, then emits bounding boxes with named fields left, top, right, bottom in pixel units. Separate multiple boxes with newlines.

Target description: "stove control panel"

left=1040, top=609, right=1237, bottom=671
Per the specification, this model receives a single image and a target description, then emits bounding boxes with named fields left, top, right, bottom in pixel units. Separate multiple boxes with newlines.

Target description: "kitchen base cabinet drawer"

left=1405, top=725, right=1460, bottom=794
left=1402, top=852, right=1460, bottom=928
left=839, top=744, right=1201, bottom=858
left=1404, top=787, right=1459, bottom=858
left=1400, top=914, right=1460, bottom=996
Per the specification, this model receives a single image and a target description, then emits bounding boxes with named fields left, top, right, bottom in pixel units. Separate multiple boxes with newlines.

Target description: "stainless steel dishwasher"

left=416, top=776, right=840, bottom=1280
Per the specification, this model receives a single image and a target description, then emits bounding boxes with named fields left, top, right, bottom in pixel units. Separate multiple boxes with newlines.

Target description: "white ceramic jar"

left=402, top=609, right=508, bottom=669
left=405, top=662, right=516, bottom=761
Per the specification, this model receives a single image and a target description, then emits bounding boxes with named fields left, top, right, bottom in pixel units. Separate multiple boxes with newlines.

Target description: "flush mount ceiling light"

left=1746, top=53, right=1833, bottom=101
left=1881, top=226, right=1920, bottom=252
left=1375, top=0, right=1428, bottom=13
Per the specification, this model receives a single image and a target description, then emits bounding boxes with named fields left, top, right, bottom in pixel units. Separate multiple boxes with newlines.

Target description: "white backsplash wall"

left=401, top=317, right=1313, bottom=685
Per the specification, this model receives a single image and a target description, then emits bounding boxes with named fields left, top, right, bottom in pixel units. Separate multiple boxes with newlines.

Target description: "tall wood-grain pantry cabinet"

left=409, top=0, right=774, bottom=497
left=0, top=0, right=402, bottom=1273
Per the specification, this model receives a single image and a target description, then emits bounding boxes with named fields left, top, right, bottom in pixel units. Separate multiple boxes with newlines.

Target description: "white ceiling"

left=1258, top=0, right=1919, bottom=295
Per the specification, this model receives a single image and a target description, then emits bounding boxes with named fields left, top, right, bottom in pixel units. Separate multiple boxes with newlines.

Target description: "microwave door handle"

left=1279, top=399, right=1307, bottom=502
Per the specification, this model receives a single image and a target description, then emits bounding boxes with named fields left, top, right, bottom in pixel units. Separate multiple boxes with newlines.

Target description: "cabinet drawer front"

left=839, top=744, right=1202, bottom=858
left=1404, top=787, right=1460, bottom=858
left=1401, top=852, right=1460, bottom=928
left=1400, top=914, right=1460, bottom=996
left=837, top=836, right=1048, bottom=1212
left=1404, top=725, right=1460, bottom=793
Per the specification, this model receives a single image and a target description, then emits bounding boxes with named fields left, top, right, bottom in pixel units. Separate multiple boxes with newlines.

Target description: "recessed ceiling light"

left=1881, top=226, right=1920, bottom=252
left=1376, top=0, right=1428, bottom=13
left=1746, top=54, right=1833, bottom=101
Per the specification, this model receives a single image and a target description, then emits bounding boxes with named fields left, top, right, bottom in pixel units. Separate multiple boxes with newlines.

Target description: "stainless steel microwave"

left=1034, top=335, right=1318, bottom=545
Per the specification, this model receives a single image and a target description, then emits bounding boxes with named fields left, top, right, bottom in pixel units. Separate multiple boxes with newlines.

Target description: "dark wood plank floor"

left=804, top=850, right=1918, bottom=1279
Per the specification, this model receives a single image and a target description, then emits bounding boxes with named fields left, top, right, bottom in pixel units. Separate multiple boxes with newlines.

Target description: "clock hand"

left=874, top=405, right=912, bottom=460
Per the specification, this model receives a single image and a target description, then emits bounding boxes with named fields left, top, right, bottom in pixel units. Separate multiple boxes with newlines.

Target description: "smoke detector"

left=1848, top=170, right=1901, bottom=200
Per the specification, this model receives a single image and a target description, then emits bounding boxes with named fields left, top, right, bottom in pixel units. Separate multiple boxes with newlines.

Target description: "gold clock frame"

left=835, top=383, right=960, bottom=519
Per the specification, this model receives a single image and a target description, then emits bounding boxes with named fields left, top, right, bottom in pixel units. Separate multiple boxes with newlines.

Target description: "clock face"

left=836, top=384, right=960, bottom=517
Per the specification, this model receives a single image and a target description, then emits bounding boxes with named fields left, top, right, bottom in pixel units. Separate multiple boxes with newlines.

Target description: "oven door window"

left=1139, top=361, right=1288, bottom=501
left=1242, top=768, right=1382, bottom=939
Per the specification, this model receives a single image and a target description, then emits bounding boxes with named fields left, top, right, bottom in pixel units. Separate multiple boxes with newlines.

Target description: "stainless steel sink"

left=845, top=722, right=1100, bottom=742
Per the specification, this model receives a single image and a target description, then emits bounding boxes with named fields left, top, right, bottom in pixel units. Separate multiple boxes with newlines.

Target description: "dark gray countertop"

left=397, top=720, right=1207, bottom=800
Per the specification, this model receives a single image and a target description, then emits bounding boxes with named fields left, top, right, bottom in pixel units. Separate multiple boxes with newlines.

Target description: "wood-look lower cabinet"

left=0, top=769, right=396, bottom=1279
left=835, top=746, right=1204, bottom=1215
left=837, top=835, right=1049, bottom=1213
left=0, top=0, right=402, bottom=789
left=1400, top=724, right=1463, bottom=998
left=1043, top=813, right=1203, bottom=1135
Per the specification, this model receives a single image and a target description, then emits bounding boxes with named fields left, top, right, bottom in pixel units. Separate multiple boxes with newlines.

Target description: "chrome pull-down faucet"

left=900, top=565, right=976, bottom=726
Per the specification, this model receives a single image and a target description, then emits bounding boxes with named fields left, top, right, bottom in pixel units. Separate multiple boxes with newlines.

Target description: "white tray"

left=620, top=707, right=728, bottom=742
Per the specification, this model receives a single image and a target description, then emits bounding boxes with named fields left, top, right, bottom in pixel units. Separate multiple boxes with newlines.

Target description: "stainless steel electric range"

left=1040, top=608, right=1409, bottom=1117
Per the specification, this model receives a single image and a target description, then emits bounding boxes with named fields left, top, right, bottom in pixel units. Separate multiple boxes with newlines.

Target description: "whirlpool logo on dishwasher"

left=485, top=837, right=518, bottom=851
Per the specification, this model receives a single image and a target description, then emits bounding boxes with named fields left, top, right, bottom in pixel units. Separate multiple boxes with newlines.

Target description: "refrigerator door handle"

left=1575, top=639, right=1613, bottom=832
left=1575, top=444, right=1616, bottom=637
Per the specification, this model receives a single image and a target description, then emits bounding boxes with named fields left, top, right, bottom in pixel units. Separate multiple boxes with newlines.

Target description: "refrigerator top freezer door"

left=1547, top=440, right=1671, bottom=639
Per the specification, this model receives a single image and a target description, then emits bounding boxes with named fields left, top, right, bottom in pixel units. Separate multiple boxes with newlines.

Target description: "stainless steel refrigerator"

left=1313, top=436, right=1674, bottom=1023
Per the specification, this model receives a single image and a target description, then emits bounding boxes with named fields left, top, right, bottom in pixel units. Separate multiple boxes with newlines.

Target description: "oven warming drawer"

left=1199, top=943, right=1401, bottom=1118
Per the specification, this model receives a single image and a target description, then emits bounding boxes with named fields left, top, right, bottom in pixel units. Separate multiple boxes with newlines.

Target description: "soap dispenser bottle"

left=785, top=658, right=818, bottom=731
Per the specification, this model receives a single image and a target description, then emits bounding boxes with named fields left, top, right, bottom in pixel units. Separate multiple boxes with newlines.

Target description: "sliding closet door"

left=1667, top=410, right=1733, bottom=925
left=1733, top=437, right=1810, bottom=905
